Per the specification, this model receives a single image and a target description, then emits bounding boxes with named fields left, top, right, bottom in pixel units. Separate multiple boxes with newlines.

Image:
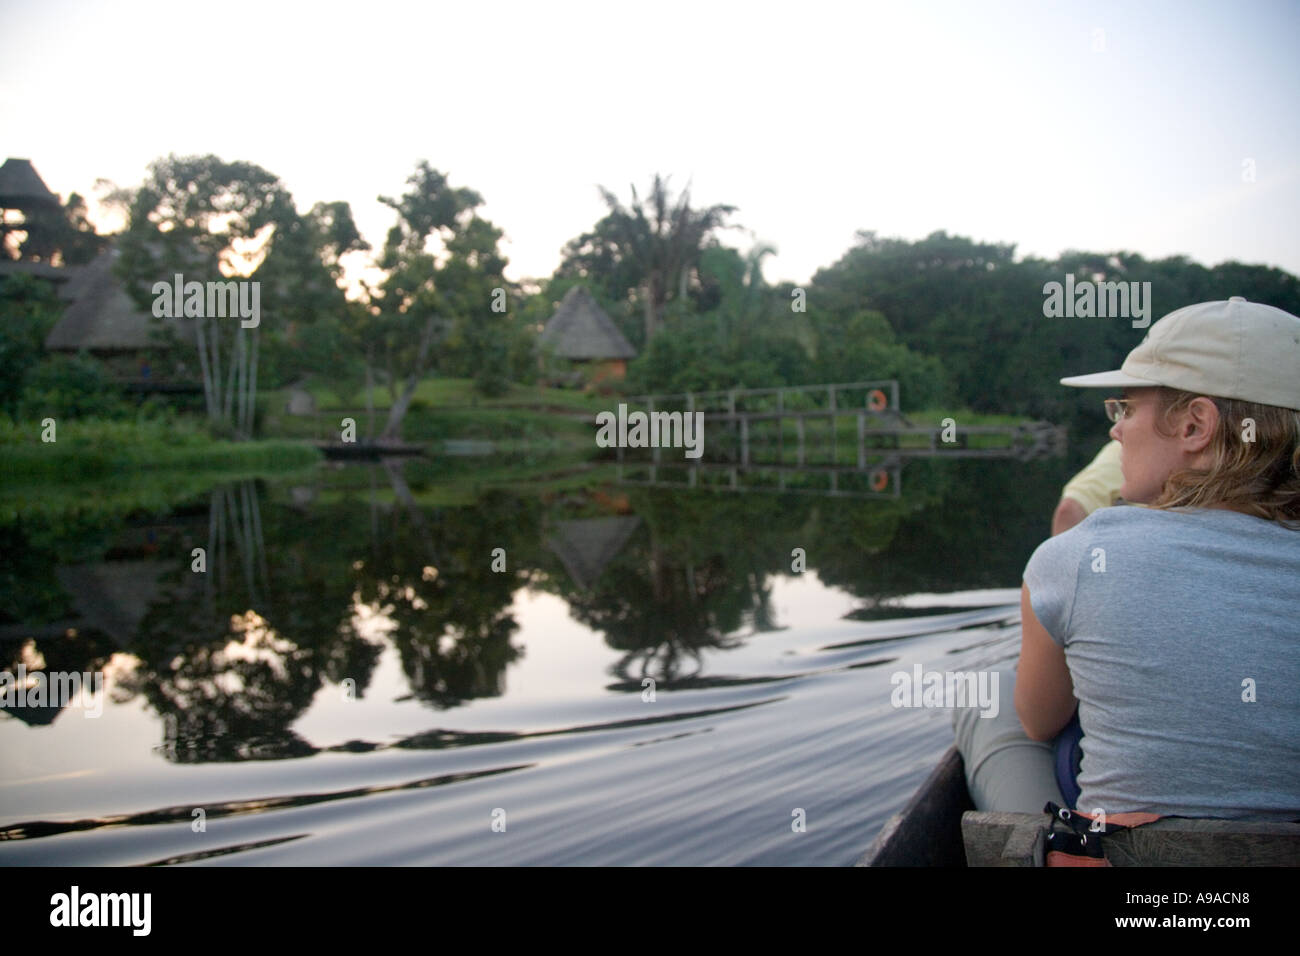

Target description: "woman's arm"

left=1014, top=582, right=1077, bottom=741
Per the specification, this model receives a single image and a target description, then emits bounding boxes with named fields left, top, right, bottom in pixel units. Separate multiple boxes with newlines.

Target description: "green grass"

left=401, top=406, right=592, bottom=444
left=260, top=387, right=601, bottom=449
left=258, top=380, right=1039, bottom=460
left=0, top=417, right=322, bottom=482
left=907, top=408, right=1029, bottom=428
left=268, top=378, right=613, bottom=414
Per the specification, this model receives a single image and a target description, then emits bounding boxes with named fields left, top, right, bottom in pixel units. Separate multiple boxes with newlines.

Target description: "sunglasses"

left=1103, top=398, right=1135, bottom=423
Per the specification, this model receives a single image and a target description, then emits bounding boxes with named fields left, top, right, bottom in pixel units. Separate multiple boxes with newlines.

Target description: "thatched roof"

left=539, top=286, right=636, bottom=360
left=545, top=515, right=641, bottom=590
left=0, top=158, right=58, bottom=207
left=54, top=560, right=171, bottom=646
left=45, top=247, right=195, bottom=352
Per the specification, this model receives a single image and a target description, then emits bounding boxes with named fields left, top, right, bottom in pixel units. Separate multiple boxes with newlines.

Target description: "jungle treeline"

left=5, top=157, right=1298, bottom=442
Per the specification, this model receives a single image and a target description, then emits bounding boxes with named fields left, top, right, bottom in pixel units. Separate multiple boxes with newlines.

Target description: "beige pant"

left=952, top=667, right=1065, bottom=812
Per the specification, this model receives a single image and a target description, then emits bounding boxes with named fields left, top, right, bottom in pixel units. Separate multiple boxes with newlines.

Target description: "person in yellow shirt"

left=1050, top=439, right=1122, bottom=535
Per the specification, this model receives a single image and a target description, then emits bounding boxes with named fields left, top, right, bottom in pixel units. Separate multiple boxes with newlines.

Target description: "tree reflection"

left=116, top=481, right=384, bottom=761
left=357, top=482, right=529, bottom=708
left=1, top=452, right=1083, bottom=761
left=548, top=490, right=814, bottom=685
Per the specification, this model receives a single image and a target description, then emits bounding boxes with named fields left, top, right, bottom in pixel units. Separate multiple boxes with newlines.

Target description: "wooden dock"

left=611, top=381, right=1065, bottom=489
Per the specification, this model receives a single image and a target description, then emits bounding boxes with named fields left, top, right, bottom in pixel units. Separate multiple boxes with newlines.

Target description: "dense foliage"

left=7, top=160, right=1299, bottom=438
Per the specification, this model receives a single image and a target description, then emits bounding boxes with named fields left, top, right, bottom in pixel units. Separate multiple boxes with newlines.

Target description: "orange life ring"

left=870, top=469, right=889, bottom=492
left=867, top=389, right=888, bottom=412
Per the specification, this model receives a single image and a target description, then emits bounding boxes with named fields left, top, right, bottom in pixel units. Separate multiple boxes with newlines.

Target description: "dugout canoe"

left=858, top=746, right=1300, bottom=866
left=856, top=746, right=973, bottom=866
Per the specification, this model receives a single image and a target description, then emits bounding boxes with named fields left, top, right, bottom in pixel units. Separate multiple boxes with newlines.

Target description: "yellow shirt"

left=1061, top=439, right=1123, bottom=515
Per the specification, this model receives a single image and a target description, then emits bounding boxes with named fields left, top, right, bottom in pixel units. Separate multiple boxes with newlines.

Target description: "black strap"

left=1043, top=801, right=1132, bottom=861
left=1044, top=801, right=1139, bottom=836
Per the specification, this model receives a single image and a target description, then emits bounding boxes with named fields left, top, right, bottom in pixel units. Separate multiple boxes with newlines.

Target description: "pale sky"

left=2, top=0, right=1297, bottom=286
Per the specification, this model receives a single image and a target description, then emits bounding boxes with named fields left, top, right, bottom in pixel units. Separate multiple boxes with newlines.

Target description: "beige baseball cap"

left=1060, top=296, right=1300, bottom=410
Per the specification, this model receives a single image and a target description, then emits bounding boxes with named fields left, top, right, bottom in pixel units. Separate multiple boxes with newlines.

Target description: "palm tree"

left=562, top=175, right=738, bottom=343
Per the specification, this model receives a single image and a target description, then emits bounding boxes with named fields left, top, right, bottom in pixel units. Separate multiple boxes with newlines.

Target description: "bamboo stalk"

left=234, top=327, right=247, bottom=438
left=245, top=327, right=260, bottom=438
left=224, top=322, right=239, bottom=426
left=194, top=318, right=216, bottom=421
left=209, top=317, right=224, bottom=426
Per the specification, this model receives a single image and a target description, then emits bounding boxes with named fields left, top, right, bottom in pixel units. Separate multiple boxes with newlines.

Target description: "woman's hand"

left=1014, top=582, right=1077, bottom=741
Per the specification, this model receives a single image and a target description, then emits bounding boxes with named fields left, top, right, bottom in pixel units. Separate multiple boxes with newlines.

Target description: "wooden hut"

left=538, top=286, right=637, bottom=389
left=0, top=157, right=59, bottom=212
left=43, top=245, right=198, bottom=386
left=0, top=157, right=60, bottom=260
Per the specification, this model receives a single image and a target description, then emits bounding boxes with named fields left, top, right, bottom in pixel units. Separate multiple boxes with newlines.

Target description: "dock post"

left=797, top=417, right=805, bottom=466
left=858, top=412, right=866, bottom=469
left=829, top=386, right=838, bottom=466
left=778, top=388, right=785, bottom=464
left=728, top=390, right=737, bottom=464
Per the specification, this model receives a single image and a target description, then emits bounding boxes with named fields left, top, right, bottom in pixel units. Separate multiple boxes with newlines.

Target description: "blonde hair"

left=1150, top=387, right=1300, bottom=526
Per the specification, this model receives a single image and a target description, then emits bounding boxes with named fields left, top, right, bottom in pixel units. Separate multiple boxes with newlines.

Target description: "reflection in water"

left=0, top=447, right=1083, bottom=863
left=3, top=453, right=1077, bottom=765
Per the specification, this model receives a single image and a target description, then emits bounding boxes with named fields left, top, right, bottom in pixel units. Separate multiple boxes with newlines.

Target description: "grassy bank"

left=261, top=379, right=1038, bottom=454
left=269, top=378, right=609, bottom=414
left=261, top=378, right=600, bottom=449
left=1, top=417, right=322, bottom=483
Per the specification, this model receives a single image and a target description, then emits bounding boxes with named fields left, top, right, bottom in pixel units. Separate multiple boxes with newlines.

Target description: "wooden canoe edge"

left=855, top=745, right=975, bottom=867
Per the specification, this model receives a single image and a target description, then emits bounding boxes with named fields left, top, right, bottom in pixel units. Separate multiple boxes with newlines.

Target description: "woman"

left=955, top=296, right=1300, bottom=821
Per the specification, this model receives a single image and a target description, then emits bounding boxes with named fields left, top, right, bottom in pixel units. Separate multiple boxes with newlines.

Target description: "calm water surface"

left=0, top=452, right=1081, bottom=865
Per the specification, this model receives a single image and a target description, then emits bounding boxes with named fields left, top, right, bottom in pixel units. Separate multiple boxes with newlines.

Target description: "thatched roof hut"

left=0, top=157, right=58, bottom=208
left=538, top=286, right=637, bottom=389
left=44, top=246, right=195, bottom=353
left=539, top=286, right=636, bottom=361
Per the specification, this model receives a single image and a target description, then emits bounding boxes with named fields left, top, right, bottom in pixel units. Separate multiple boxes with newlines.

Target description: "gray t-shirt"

left=1023, top=506, right=1300, bottom=821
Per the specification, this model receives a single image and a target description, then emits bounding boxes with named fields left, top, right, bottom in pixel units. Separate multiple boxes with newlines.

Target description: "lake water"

left=0, top=450, right=1084, bottom=865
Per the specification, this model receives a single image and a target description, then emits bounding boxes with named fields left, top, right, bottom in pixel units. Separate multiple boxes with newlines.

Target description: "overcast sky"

left=3, top=0, right=1297, bottom=287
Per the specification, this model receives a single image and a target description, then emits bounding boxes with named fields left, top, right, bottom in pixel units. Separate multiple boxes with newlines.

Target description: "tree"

left=694, top=242, right=781, bottom=352
left=0, top=273, right=63, bottom=415
left=114, top=155, right=357, bottom=438
left=369, top=162, right=510, bottom=439
left=256, top=199, right=369, bottom=394
left=557, top=174, right=738, bottom=344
